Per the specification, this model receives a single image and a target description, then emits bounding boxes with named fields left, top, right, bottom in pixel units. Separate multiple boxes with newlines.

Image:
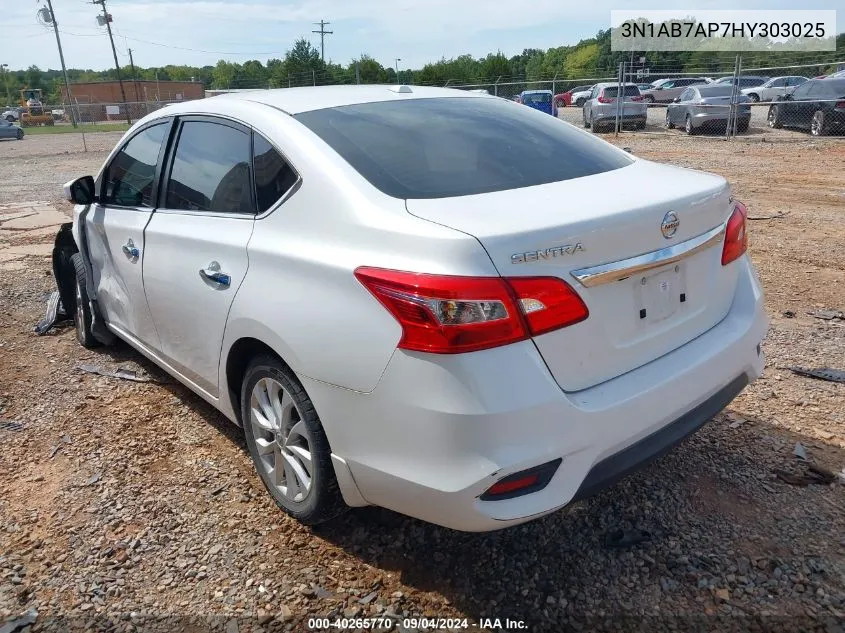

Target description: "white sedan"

left=52, top=85, right=768, bottom=531
left=741, top=76, right=808, bottom=102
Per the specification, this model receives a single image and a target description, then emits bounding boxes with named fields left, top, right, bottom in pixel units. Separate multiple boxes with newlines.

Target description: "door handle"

left=122, top=239, right=140, bottom=259
left=199, top=261, right=231, bottom=288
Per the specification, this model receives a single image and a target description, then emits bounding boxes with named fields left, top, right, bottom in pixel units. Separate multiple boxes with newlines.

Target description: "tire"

left=71, top=253, right=100, bottom=349
left=16, top=129, right=23, bottom=140
left=241, top=355, right=347, bottom=526
left=747, top=93, right=760, bottom=103
left=5, top=115, right=14, bottom=122
left=767, top=105, right=782, bottom=129
left=575, top=97, right=586, bottom=108
left=636, top=119, right=646, bottom=130
left=810, top=110, right=829, bottom=136
left=555, top=99, right=563, bottom=108
left=590, top=113, right=599, bottom=133
left=665, top=110, right=674, bottom=129
left=644, top=95, right=654, bottom=104
left=737, top=120, right=749, bottom=134
left=685, top=115, right=697, bottom=135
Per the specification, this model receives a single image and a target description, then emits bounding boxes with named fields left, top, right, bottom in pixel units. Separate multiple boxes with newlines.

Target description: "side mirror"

left=672, top=97, right=681, bottom=103
left=64, top=176, right=96, bottom=205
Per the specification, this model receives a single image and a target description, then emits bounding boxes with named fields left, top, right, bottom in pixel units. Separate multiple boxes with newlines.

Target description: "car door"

left=84, top=119, right=171, bottom=348
left=778, top=81, right=812, bottom=126
left=793, top=82, right=820, bottom=128
left=669, top=88, right=691, bottom=125
left=584, top=85, right=599, bottom=120
left=141, top=116, right=258, bottom=396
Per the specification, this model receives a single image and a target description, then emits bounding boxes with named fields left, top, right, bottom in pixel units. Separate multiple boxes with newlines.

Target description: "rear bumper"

left=692, top=112, right=751, bottom=127
left=305, top=255, right=768, bottom=531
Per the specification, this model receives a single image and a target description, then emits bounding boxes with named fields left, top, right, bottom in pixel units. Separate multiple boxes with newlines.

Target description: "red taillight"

left=597, top=95, right=613, bottom=104
left=354, top=268, right=588, bottom=354
left=721, top=201, right=748, bottom=265
left=835, top=100, right=845, bottom=110
left=506, top=277, right=589, bottom=335
left=630, top=95, right=644, bottom=102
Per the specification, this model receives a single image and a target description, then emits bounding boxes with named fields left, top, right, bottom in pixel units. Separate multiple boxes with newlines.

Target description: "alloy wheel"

left=810, top=111, right=825, bottom=136
left=249, top=377, right=313, bottom=503
left=74, top=278, right=85, bottom=341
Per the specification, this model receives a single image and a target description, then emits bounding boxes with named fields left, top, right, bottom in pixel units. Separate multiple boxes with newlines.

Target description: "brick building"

left=61, top=80, right=204, bottom=121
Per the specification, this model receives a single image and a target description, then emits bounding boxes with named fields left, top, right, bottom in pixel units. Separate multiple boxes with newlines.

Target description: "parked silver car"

left=740, top=76, right=808, bottom=102
left=582, top=83, right=647, bottom=132
left=640, top=77, right=709, bottom=104
left=665, top=85, right=751, bottom=134
left=0, top=118, right=24, bottom=140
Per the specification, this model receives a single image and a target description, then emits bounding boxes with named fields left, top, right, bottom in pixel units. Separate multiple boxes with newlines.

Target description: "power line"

left=312, top=20, right=332, bottom=62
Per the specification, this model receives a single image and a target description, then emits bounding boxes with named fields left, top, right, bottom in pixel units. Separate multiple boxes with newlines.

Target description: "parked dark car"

left=665, top=85, right=751, bottom=134
left=768, top=78, right=845, bottom=136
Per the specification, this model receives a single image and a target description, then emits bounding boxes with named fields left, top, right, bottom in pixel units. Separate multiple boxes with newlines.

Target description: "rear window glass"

left=603, top=86, right=641, bottom=97
left=822, top=79, right=845, bottom=95
left=697, top=86, right=734, bottom=97
left=295, top=97, right=632, bottom=200
left=522, top=92, right=552, bottom=104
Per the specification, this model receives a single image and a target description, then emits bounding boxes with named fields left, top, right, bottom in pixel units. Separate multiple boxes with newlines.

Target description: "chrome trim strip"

left=570, top=223, right=726, bottom=288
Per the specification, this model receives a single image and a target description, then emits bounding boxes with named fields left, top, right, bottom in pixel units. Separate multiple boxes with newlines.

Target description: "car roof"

left=521, top=90, right=552, bottom=94
left=595, top=82, right=640, bottom=88
left=192, top=85, right=489, bottom=115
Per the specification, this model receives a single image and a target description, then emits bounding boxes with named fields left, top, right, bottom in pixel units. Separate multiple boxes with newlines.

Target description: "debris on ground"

left=33, top=290, right=71, bottom=335
left=0, top=419, right=25, bottom=432
left=0, top=608, right=38, bottom=633
left=774, top=464, right=838, bottom=487
left=786, top=366, right=845, bottom=384
left=748, top=212, right=788, bottom=220
left=604, top=529, right=652, bottom=548
left=793, top=442, right=807, bottom=461
left=807, top=309, right=844, bottom=321
left=77, top=363, right=157, bottom=383
left=782, top=310, right=795, bottom=318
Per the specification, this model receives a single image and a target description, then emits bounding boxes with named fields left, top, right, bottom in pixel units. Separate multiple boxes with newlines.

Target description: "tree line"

left=3, top=29, right=843, bottom=106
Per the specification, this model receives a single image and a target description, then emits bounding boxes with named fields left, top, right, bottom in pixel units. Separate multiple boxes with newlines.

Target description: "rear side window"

left=253, top=133, right=298, bottom=213
left=165, top=121, right=253, bottom=214
left=103, top=123, right=166, bottom=207
left=296, top=97, right=632, bottom=200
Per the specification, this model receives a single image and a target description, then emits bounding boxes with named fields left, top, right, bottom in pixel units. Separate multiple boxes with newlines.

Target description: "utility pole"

left=41, top=0, right=78, bottom=127
left=312, top=20, right=332, bottom=62
left=92, top=0, right=131, bottom=125
left=395, top=58, right=401, bottom=77
left=128, top=48, right=141, bottom=103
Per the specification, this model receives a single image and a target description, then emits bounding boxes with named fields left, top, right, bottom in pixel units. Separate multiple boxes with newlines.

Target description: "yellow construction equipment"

left=19, top=88, right=54, bottom=127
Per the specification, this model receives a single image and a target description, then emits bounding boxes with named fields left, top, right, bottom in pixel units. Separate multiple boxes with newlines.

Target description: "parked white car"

left=570, top=86, right=593, bottom=107
left=741, top=76, right=808, bottom=102
left=53, top=85, right=768, bottom=531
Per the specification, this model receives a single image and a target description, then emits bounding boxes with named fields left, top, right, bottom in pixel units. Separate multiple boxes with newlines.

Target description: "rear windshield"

left=296, top=97, right=632, bottom=199
left=603, top=86, right=641, bottom=97
left=821, top=79, right=845, bottom=95
left=697, top=86, right=734, bottom=97
left=522, top=92, right=552, bottom=104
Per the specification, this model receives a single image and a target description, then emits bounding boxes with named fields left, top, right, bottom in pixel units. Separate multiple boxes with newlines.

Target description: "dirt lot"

left=1, top=132, right=844, bottom=633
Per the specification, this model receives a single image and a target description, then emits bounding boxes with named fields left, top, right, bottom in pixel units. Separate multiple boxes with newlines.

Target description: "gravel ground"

left=1, top=133, right=844, bottom=633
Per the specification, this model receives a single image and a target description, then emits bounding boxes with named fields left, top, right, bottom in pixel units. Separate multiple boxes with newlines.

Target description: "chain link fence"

left=450, top=57, right=845, bottom=141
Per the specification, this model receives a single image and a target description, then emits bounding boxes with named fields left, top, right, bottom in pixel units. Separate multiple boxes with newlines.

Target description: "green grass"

left=25, top=123, right=131, bottom=135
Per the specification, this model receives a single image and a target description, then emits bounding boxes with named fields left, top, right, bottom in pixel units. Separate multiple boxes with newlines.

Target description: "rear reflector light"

left=480, top=459, right=562, bottom=500
left=354, top=268, right=589, bottom=354
left=721, top=201, right=748, bottom=265
left=835, top=100, right=845, bottom=110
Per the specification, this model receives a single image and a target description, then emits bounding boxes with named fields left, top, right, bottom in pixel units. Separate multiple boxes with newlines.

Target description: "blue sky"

left=1, top=0, right=842, bottom=72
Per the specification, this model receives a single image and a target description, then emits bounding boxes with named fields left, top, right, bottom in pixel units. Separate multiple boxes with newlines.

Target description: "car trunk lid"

left=406, top=159, right=740, bottom=392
